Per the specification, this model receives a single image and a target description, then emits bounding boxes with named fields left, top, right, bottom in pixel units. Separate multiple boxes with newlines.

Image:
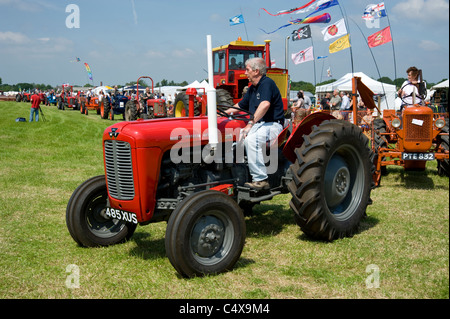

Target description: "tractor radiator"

left=404, top=114, right=432, bottom=142
left=104, top=140, right=135, bottom=200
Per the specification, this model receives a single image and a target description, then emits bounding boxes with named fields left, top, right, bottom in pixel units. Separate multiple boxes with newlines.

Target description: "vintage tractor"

left=173, top=37, right=289, bottom=117
left=124, top=76, right=168, bottom=121
left=102, top=93, right=129, bottom=120
left=66, top=36, right=375, bottom=278
left=371, top=74, right=449, bottom=185
left=79, top=93, right=101, bottom=116
left=58, top=85, right=79, bottom=110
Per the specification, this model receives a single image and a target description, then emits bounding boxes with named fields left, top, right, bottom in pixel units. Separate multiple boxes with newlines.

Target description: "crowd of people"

left=291, top=88, right=369, bottom=126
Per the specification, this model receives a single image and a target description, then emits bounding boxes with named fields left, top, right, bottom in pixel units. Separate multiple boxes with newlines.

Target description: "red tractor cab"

left=173, top=37, right=290, bottom=117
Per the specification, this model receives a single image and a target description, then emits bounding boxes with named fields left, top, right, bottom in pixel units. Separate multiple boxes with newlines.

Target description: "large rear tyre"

left=288, top=120, right=375, bottom=241
left=124, top=100, right=138, bottom=121
left=66, top=175, right=137, bottom=247
left=165, top=190, right=246, bottom=278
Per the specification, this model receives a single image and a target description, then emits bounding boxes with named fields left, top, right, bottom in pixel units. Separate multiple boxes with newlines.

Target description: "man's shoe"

left=244, top=179, right=270, bottom=192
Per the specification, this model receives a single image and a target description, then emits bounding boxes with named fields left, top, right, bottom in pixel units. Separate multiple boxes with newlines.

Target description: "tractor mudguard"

left=282, top=112, right=335, bottom=163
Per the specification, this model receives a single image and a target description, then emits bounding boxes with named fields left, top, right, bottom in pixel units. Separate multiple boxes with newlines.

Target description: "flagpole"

left=349, top=17, right=389, bottom=109
left=240, top=7, right=249, bottom=41
left=384, top=4, right=397, bottom=82
left=311, top=35, right=316, bottom=87
left=337, top=1, right=354, bottom=75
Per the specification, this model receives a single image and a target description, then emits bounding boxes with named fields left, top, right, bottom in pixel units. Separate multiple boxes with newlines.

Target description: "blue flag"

left=230, top=14, right=244, bottom=26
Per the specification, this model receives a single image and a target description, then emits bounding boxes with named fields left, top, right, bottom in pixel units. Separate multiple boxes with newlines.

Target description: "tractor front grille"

left=104, top=140, right=135, bottom=200
left=404, top=114, right=432, bottom=142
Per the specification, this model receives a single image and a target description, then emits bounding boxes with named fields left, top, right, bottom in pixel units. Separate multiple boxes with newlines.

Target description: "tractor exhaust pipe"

left=206, top=35, right=218, bottom=155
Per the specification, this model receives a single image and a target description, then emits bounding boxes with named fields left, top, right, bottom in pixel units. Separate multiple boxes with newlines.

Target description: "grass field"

left=0, top=101, right=448, bottom=299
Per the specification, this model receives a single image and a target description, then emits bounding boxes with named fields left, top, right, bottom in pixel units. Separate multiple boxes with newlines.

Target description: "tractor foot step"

left=236, top=186, right=281, bottom=203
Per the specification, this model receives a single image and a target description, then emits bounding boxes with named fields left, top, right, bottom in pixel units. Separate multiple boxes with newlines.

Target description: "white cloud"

left=0, top=31, right=29, bottom=44
left=392, top=0, right=449, bottom=23
left=419, top=40, right=441, bottom=51
left=172, top=48, right=196, bottom=58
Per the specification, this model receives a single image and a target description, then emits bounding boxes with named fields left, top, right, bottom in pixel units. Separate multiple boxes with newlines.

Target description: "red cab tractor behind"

left=124, top=76, right=168, bottom=121
left=372, top=79, right=449, bottom=185
left=173, top=38, right=289, bottom=117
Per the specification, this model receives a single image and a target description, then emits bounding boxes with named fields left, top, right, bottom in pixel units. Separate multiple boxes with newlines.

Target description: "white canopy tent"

left=316, top=72, right=397, bottom=111
left=431, top=79, right=449, bottom=90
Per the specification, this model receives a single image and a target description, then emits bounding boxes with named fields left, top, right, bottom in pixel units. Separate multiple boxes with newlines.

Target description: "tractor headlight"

left=435, top=118, right=446, bottom=129
left=392, top=118, right=401, bottom=128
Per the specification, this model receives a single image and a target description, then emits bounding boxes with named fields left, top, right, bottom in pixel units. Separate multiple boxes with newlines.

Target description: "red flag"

left=367, top=26, right=392, bottom=48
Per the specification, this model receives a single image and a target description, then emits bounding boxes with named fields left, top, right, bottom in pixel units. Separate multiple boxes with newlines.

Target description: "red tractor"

left=66, top=37, right=376, bottom=278
left=124, top=76, right=168, bottom=121
left=58, top=85, right=79, bottom=110
left=173, top=38, right=289, bottom=117
left=371, top=74, right=449, bottom=185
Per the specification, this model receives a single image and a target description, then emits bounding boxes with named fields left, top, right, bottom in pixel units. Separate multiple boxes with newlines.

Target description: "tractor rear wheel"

left=288, top=120, right=375, bottom=241
left=173, top=92, right=201, bottom=117
left=66, top=175, right=137, bottom=247
left=124, top=100, right=138, bottom=121
left=165, top=190, right=246, bottom=277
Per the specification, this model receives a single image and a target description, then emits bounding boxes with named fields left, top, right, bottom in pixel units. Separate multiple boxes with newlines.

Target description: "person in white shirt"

left=398, top=66, right=425, bottom=109
left=340, top=91, right=350, bottom=120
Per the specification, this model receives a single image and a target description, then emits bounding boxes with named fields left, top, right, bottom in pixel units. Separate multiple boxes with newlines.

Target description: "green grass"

left=0, top=101, right=448, bottom=299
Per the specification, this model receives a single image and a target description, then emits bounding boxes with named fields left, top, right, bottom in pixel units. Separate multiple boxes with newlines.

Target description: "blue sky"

left=0, top=0, right=448, bottom=87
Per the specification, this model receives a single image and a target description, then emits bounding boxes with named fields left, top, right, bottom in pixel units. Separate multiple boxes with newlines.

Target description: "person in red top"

left=29, top=90, right=41, bottom=122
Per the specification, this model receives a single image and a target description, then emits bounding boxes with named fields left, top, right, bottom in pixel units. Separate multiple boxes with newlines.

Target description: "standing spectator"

left=292, top=91, right=306, bottom=125
left=301, top=90, right=311, bottom=109
left=321, top=93, right=331, bottom=111
left=330, top=89, right=341, bottom=110
left=29, top=90, right=41, bottom=122
left=340, top=91, right=350, bottom=120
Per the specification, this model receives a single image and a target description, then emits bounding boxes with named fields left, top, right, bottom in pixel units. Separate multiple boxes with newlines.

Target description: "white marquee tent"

left=316, top=72, right=397, bottom=111
left=431, top=79, right=449, bottom=90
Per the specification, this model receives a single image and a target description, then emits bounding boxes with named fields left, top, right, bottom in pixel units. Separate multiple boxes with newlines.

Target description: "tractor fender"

left=282, top=112, right=335, bottom=163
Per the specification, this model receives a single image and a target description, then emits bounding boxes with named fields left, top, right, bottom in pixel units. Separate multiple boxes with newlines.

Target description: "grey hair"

left=245, top=57, right=267, bottom=76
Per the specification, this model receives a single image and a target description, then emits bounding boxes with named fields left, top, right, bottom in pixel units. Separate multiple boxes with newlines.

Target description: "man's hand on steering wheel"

left=217, top=105, right=253, bottom=122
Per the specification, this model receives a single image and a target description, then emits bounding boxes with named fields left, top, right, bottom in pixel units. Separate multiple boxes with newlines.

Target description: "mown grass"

left=0, top=101, right=448, bottom=299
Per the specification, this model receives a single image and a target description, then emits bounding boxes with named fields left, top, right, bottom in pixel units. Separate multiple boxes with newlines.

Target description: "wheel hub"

left=191, top=216, right=225, bottom=258
left=325, top=155, right=351, bottom=208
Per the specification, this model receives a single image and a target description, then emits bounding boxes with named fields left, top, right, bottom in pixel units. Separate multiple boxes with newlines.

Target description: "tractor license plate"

left=105, top=207, right=138, bottom=224
left=402, top=152, right=435, bottom=161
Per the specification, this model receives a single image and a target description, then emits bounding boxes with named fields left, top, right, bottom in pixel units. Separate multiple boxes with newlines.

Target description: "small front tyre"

left=66, top=175, right=137, bottom=247
left=165, top=190, right=246, bottom=278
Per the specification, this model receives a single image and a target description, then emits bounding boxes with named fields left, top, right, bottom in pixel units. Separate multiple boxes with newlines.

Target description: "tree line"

left=1, top=76, right=446, bottom=94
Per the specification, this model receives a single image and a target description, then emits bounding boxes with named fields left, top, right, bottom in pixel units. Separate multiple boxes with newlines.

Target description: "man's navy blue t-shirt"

left=238, top=75, right=285, bottom=123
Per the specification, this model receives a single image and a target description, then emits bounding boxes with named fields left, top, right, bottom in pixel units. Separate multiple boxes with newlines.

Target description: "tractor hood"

left=102, top=116, right=246, bottom=151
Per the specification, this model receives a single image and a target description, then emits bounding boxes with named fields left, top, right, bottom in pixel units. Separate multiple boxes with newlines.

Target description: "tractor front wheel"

left=165, top=190, right=246, bottom=278
left=288, top=120, right=375, bottom=241
left=66, top=175, right=136, bottom=247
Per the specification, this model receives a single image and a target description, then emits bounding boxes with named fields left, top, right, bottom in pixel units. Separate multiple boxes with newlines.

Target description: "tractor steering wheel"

left=400, top=82, right=427, bottom=106
left=217, top=105, right=253, bottom=122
